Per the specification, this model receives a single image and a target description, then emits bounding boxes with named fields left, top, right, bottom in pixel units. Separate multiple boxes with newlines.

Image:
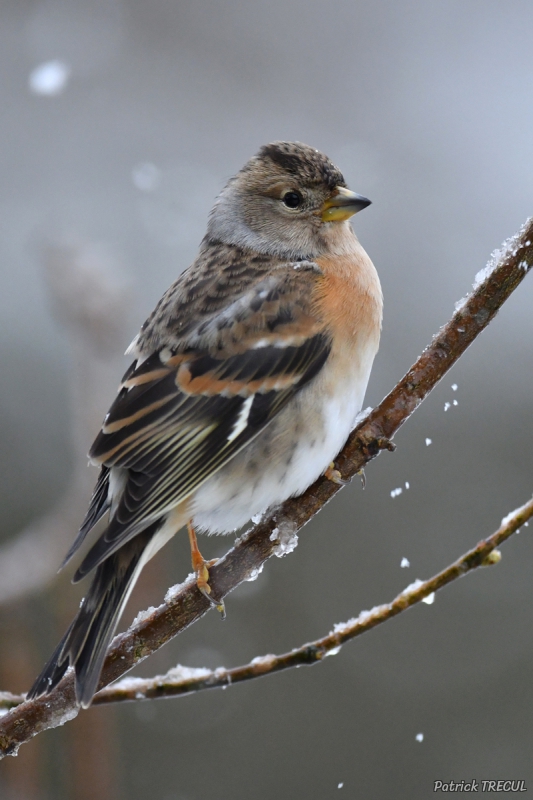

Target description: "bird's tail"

left=27, top=525, right=157, bottom=708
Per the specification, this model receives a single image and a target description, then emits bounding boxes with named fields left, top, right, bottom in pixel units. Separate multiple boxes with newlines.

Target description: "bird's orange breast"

left=313, top=248, right=382, bottom=354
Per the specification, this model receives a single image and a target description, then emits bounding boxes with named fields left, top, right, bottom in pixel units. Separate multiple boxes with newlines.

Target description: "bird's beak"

left=321, top=186, right=372, bottom=222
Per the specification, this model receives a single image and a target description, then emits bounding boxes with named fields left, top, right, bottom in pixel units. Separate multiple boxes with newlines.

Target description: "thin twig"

left=0, top=218, right=531, bottom=757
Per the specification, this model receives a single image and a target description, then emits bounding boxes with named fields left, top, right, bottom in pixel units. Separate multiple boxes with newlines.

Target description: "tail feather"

left=26, top=621, right=78, bottom=699
left=28, top=525, right=158, bottom=708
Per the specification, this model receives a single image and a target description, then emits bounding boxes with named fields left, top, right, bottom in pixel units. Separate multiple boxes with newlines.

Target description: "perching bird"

left=28, top=141, right=382, bottom=708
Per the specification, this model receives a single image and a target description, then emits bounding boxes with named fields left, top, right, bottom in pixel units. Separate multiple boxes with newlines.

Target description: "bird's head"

left=207, top=141, right=371, bottom=260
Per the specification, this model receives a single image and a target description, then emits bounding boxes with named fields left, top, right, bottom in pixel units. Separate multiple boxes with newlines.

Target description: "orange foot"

left=188, top=521, right=226, bottom=618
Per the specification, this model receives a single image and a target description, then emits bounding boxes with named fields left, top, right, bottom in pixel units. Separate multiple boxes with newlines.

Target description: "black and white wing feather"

left=72, top=264, right=330, bottom=579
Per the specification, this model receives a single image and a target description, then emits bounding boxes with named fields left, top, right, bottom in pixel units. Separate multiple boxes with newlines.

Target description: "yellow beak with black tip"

left=321, top=186, right=372, bottom=222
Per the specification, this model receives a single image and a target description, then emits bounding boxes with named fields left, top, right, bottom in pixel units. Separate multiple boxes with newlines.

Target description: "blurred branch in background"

left=0, top=216, right=531, bottom=759
left=0, top=241, right=132, bottom=606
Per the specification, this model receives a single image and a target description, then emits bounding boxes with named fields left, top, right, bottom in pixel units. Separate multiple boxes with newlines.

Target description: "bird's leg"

left=187, top=520, right=225, bottom=617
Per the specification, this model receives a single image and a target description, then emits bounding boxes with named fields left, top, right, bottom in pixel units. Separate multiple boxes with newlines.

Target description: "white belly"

left=190, top=345, right=375, bottom=534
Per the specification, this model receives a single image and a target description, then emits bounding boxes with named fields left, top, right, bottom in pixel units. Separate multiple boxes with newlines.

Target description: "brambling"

left=29, top=141, right=382, bottom=707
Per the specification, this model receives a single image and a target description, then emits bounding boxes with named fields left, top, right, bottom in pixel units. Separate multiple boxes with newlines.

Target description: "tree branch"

left=0, top=218, right=531, bottom=758
left=3, top=495, right=529, bottom=709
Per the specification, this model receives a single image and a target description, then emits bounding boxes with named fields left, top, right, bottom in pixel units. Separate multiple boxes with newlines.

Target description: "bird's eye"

left=282, top=190, right=303, bottom=209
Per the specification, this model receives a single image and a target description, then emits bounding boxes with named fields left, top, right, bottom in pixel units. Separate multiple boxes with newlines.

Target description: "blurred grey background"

left=1, top=1, right=532, bottom=798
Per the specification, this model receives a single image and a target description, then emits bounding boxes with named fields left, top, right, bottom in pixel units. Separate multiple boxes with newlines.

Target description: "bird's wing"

left=73, top=262, right=330, bottom=579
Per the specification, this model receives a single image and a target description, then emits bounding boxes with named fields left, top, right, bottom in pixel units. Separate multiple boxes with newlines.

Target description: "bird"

left=28, top=141, right=382, bottom=708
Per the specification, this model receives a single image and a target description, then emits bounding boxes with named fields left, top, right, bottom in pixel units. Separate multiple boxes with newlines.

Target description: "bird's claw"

left=376, top=436, right=396, bottom=452
left=325, top=463, right=349, bottom=486
left=196, top=561, right=226, bottom=618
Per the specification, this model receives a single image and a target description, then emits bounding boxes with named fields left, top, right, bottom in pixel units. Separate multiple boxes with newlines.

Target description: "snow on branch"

left=0, top=217, right=532, bottom=758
